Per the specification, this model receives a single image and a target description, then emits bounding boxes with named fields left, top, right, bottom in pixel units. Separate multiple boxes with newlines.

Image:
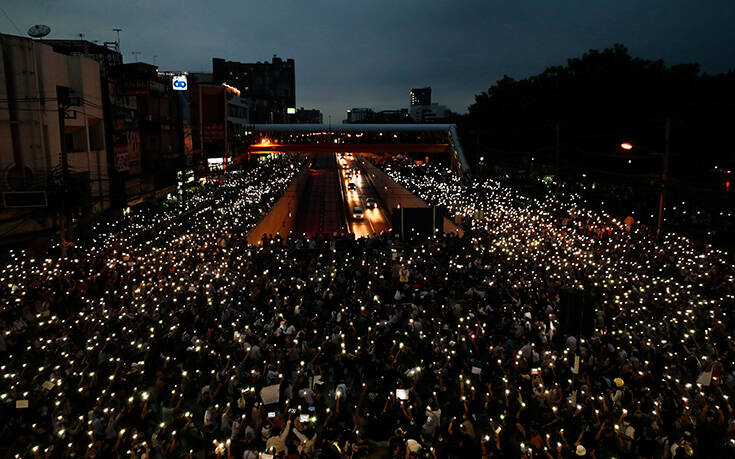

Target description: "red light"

left=726, top=181, right=730, bottom=192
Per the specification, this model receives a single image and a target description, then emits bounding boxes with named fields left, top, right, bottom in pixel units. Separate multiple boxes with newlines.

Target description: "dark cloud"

left=5, top=1, right=735, bottom=121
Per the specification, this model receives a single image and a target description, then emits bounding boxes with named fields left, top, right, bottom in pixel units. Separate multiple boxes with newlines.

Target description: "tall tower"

left=410, top=87, right=431, bottom=107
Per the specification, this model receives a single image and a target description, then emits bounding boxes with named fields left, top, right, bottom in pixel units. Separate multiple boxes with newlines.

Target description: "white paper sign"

left=696, top=370, right=713, bottom=387
left=260, top=384, right=280, bottom=405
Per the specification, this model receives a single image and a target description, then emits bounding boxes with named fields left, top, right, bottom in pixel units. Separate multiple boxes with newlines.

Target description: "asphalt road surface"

left=338, top=154, right=391, bottom=238
left=290, top=153, right=391, bottom=238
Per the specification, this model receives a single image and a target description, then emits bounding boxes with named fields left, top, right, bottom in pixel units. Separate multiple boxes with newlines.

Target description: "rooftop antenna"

left=27, top=24, right=51, bottom=39
left=79, top=33, right=89, bottom=54
left=131, top=51, right=141, bottom=62
left=113, top=28, right=122, bottom=49
left=153, top=55, right=158, bottom=65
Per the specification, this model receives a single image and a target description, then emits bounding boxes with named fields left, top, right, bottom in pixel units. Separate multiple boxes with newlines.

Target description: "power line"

left=0, top=7, right=22, bottom=35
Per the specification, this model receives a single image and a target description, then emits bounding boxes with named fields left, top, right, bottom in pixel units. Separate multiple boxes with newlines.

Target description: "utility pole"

left=555, top=122, right=560, bottom=191
left=56, top=86, right=73, bottom=257
left=131, top=51, right=141, bottom=62
left=199, top=85, right=204, bottom=164
left=656, top=117, right=670, bottom=240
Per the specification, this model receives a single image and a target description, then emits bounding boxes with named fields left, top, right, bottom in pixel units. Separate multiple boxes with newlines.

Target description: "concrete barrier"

left=356, top=155, right=462, bottom=236
left=246, top=165, right=308, bottom=245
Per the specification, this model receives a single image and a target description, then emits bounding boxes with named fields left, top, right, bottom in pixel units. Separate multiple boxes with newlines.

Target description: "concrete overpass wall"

left=246, top=123, right=471, bottom=178
left=355, top=155, right=462, bottom=235
left=246, top=163, right=308, bottom=244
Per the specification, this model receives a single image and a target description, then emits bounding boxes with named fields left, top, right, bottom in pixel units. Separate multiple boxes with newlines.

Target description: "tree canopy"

left=466, top=44, right=735, bottom=168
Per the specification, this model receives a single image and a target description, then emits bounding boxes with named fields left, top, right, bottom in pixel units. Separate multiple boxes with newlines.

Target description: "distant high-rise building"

left=344, top=108, right=374, bottom=123
left=293, top=108, right=323, bottom=124
left=212, top=55, right=295, bottom=123
left=410, top=87, right=431, bottom=107
left=344, top=108, right=410, bottom=124
left=410, top=103, right=450, bottom=123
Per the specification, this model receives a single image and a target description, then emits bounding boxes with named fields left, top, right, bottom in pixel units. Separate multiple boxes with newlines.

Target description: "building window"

left=64, top=126, right=87, bottom=152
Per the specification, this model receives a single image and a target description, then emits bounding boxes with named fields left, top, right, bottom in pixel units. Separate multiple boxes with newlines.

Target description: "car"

left=353, top=169, right=360, bottom=176
left=365, top=197, right=377, bottom=209
left=352, top=206, right=364, bottom=220
left=347, top=182, right=357, bottom=191
left=345, top=171, right=352, bottom=179
left=346, top=152, right=353, bottom=157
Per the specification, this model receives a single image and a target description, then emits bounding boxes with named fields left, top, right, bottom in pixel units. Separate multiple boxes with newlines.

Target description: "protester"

left=0, top=154, right=734, bottom=458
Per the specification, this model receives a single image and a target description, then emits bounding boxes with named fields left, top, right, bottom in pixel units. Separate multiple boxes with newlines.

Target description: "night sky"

left=3, top=1, right=735, bottom=122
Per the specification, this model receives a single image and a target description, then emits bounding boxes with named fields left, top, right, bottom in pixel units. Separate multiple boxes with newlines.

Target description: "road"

left=290, top=152, right=391, bottom=238
left=338, top=154, right=391, bottom=238
left=291, top=153, right=348, bottom=237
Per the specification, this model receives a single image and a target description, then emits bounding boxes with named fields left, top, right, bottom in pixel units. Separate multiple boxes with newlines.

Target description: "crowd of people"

left=1, top=153, right=734, bottom=458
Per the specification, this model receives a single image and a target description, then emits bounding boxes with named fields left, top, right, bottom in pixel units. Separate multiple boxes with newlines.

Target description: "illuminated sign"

left=172, top=75, right=188, bottom=91
left=287, top=107, right=296, bottom=114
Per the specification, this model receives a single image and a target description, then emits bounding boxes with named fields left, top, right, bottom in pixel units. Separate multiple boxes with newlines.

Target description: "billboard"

left=172, top=75, right=188, bottom=91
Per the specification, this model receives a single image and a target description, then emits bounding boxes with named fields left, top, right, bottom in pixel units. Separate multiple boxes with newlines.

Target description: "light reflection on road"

left=337, top=154, right=391, bottom=237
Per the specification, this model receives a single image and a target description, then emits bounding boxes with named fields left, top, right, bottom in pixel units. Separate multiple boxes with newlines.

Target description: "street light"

left=620, top=137, right=670, bottom=240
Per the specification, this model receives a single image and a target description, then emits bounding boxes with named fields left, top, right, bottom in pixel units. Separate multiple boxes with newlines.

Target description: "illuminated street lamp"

left=620, top=125, right=670, bottom=240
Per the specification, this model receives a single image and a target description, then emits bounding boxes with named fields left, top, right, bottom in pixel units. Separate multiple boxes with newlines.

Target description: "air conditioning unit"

left=3, top=191, right=48, bottom=208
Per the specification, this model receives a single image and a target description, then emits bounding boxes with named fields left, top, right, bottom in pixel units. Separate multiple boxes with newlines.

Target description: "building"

left=375, top=109, right=410, bottom=123
left=41, top=39, right=142, bottom=208
left=108, top=63, right=186, bottom=205
left=410, top=87, right=431, bottom=107
left=190, top=77, right=252, bottom=167
left=409, top=103, right=451, bottom=123
left=43, top=39, right=189, bottom=208
left=106, top=73, right=141, bottom=177
left=212, top=55, right=295, bottom=124
left=41, top=39, right=123, bottom=69
left=0, top=33, right=109, bottom=243
left=224, top=86, right=251, bottom=159
left=293, top=107, right=322, bottom=124
left=345, top=108, right=374, bottom=124
left=344, top=108, right=410, bottom=124
left=157, top=70, right=194, bottom=168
